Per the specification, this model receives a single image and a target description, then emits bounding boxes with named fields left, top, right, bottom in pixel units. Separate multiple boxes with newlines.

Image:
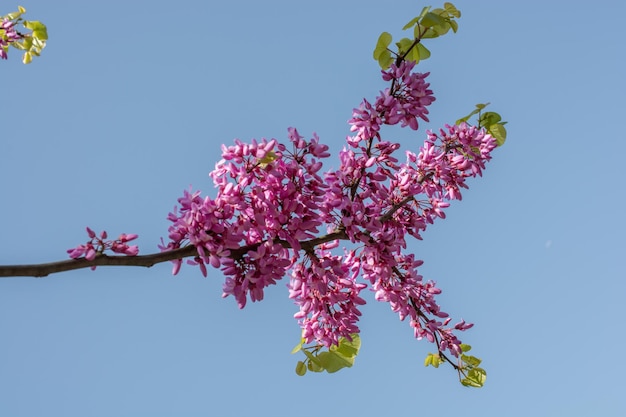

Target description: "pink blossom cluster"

left=67, top=227, right=138, bottom=268
left=347, top=60, right=434, bottom=148
left=160, top=128, right=332, bottom=308
left=154, top=60, right=497, bottom=356
left=287, top=242, right=367, bottom=346
left=1, top=18, right=22, bottom=59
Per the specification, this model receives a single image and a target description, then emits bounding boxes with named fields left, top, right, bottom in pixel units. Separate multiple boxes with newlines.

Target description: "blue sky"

left=1, top=1, right=625, bottom=416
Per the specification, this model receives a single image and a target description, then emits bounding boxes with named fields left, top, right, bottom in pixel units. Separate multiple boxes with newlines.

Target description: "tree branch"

left=0, top=245, right=199, bottom=278
left=0, top=230, right=350, bottom=278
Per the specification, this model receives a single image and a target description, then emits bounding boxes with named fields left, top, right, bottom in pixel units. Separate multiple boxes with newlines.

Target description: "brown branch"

left=0, top=245, right=198, bottom=278
left=0, top=229, right=350, bottom=278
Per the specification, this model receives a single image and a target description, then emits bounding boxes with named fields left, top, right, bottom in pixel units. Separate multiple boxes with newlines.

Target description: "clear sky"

left=1, top=1, right=625, bottom=416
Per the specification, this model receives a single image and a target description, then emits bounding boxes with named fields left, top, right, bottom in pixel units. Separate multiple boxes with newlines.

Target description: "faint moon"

left=545, top=240, right=552, bottom=249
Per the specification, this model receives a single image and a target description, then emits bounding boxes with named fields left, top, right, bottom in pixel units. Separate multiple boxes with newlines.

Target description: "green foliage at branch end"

left=292, top=334, right=361, bottom=376
left=424, top=344, right=487, bottom=388
left=372, top=2, right=461, bottom=69
left=457, top=103, right=508, bottom=146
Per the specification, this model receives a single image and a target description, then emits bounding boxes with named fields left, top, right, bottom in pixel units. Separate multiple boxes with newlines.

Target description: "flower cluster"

left=287, top=243, right=367, bottom=346
left=155, top=57, right=498, bottom=360
left=67, top=227, right=138, bottom=268
left=160, top=128, right=332, bottom=308
left=1, top=18, right=22, bottom=59
left=348, top=61, right=435, bottom=147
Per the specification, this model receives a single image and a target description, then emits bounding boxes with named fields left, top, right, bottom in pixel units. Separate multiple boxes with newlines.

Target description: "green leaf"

left=6, top=6, right=26, bottom=20
left=417, top=43, right=431, bottom=60
left=460, top=343, right=472, bottom=353
left=24, top=21, right=48, bottom=41
left=331, top=334, right=361, bottom=358
left=424, top=354, right=432, bottom=367
left=257, top=150, right=278, bottom=168
left=479, top=111, right=502, bottom=126
left=462, top=368, right=487, bottom=388
left=397, top=37, right=421, bottom=64
left=424, top=353, right=442, bottom=368
left=396, top=37, right=413, bottom=55
left=449, top=19, right=459, bottom=33
left=488, top=123, right=507, bottom=146
left=373, top=32, right=394, bottom=69
left=455, top=103, right=491, bottom=125
left=373, top=32, right=392, bottom=60
left=421, top=12, right=445, bottom=28
left=420, top=27, right=440, bottom=39
left=307, top=359, right=324, bottom=372
left=22, top=51, right=32, bottom=64
left=302, top=349, right=322, bottom=368
left=295, top=361, right=307, bottom=376
left=317, top=351, right=354, bottom=373
left=402, top=16, right=420, bottom=31
left=444, top=2, right=461, bottom=18
left=12, top=37, right=31, bottom=51
left=378, top=51, right=393, bottom=70
left=291, top=338, right=304, bottom=354
left=461, top=354, right=482, bottom=367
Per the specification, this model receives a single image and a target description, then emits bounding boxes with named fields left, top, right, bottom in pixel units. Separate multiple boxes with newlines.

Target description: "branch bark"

left=0, top=245, right=198, bottom=278
left=0, top=230, right=349, bottom=278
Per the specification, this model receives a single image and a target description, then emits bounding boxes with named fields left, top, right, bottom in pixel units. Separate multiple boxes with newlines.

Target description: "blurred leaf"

left=22, top=51, right=32, bottom=64
left=331, top=334, right=361, bottom=358
left=317, top=351, right=353, bottom=373
left=373, top=31, right=392, bottom=60
left=460, top=343, right=472, bottom=353
left=396, top=37, right=413, bottom=55
left=424, top=354, right=432, bottom=367
left=488, top=123, right=507, bottom=146
left=403, top=6, right=431, bottom=30
left=449, top=19, right=459, bottom=33
left=461, top=354, right=482, bottom=367
left=291, top=338, right=304, bottom=354
left=373, top=32, right=394, bottom=69
left=307, top=358, right=324, bottom=372
left=6, top=6, right=26, bottom=20
left=295, top=361, right=307, bottom=376
left=417, top=43, right=431, bottom=60
left=421, top=12, right=445, bottom=28
left=13, top=37, right=32, bottom=51
left=420, top=27, right=440, bottom=39
left=402, top=16, right=419, bottom=31
left=24, top=21, right=48, bottom=40
left=424, top=352, right=442, bottom=368
left=479, top=111, right=502, bottom=126
left=462, top=368, right=487, bottom=388
left=257, top=150, right=278, bottom=168
left=455, top=103, right=491, bottom=125
left=378, top=51, right=393, bottom=69
left=444, top=2, right=461, bottom=18
left=302, top=349, right=320, bottom=366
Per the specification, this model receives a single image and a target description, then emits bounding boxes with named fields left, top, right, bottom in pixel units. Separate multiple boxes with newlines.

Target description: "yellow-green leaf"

left=295, top=361, right=307, bottom=376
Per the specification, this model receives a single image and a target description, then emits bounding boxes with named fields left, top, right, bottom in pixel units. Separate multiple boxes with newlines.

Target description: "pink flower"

left=67, top=228, right=140, bottom=268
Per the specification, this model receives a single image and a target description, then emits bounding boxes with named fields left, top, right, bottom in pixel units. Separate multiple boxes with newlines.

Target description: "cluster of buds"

left=67, top=227, right=139, bottom=269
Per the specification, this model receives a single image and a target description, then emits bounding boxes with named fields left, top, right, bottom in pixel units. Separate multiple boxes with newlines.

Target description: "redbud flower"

left=67, top=228, right=139, bottom=269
